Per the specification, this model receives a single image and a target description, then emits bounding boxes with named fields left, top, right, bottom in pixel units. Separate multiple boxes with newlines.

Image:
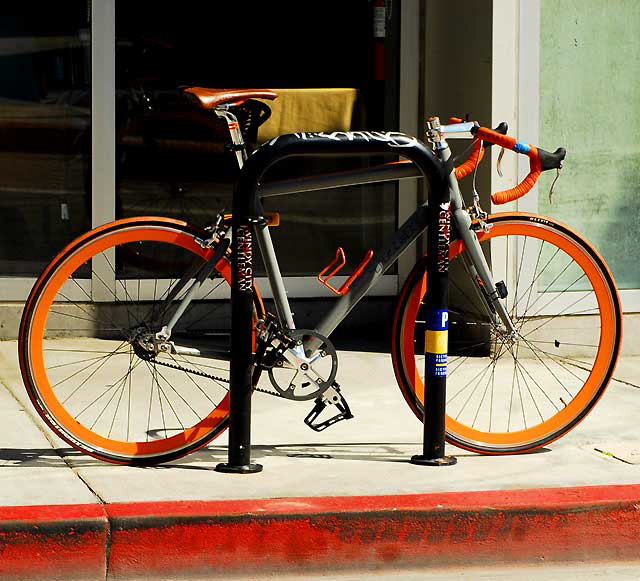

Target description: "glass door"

left=0, top=1, right=91, bottom=298
left=113, top=1, right=400, bottom=296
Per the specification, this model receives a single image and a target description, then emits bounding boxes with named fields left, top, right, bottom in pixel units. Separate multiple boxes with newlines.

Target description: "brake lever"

left=484, top=122, right=508, bottom=148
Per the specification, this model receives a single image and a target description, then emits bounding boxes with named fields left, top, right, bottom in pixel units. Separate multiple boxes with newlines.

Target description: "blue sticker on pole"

left=425, top=309, right=448, bottom=377
left=427, top=309, right=449, bottom=332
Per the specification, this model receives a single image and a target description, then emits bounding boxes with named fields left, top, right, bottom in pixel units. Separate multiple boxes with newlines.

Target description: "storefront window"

left=0, top=2, right=91, bottom=276
left=115, top=1, right=399, bottom=277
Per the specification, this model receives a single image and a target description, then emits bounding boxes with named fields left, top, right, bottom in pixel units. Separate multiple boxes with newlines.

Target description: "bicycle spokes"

left=393, top=214, right=621, bottom=454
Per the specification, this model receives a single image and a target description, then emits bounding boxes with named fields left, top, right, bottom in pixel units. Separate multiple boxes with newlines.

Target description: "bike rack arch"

left=215, top=131, right=455, bottom=474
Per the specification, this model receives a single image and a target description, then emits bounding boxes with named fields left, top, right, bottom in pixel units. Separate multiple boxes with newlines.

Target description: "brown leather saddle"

left=182, top=87, right=278, bottom=109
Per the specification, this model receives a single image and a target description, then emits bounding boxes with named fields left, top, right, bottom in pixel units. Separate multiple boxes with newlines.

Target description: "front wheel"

left=19, top=217, right=264, bottom=465
left=392, top=213, right=622, bottom=454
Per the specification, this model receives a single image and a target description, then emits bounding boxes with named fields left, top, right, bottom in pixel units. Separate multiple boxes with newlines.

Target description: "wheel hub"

left=130, top=327, right=157, bottom=361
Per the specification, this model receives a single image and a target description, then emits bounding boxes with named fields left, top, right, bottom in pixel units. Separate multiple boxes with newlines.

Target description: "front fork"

left=453, top=205, right=517, bottom=335
left=443, top=152, right=518, bottom=336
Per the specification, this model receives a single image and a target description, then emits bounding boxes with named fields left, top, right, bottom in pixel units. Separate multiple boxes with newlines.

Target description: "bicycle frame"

left=254, top=129, right=516, bottom=348
left=20, top=90, right=621, bottom=469
left=159, top=133, right=515, bottom=359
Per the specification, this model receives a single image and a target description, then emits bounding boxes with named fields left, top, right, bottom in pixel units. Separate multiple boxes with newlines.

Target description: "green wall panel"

left=539, top=0, right=640, bottom=289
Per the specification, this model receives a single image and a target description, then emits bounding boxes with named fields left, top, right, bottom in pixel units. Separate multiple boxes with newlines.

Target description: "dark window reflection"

left=0, top=2, right=91, bottom=276
left=116, top=1, right=399, bottom=276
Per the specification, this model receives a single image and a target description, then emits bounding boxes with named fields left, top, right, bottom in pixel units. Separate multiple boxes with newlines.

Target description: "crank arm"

left=280, top=348, right=329, bottom=386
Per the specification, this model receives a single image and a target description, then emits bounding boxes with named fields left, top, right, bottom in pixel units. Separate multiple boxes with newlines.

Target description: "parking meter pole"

left=410, top=178, right=457, bottom=467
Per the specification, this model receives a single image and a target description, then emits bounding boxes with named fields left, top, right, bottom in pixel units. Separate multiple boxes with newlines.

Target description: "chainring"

left=267, top=329, right=338, bottom=401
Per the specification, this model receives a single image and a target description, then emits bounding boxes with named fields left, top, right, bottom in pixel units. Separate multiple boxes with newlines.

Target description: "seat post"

left=214, top=107, right=248, bottom=169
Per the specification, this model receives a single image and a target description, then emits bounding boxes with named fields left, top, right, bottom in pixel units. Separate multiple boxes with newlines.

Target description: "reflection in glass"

left=115, top=1, right=398, bottom=277
left=0, top=2, right=91, bottom=276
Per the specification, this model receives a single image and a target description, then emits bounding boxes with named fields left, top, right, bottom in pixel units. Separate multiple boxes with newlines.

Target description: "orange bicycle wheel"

left=19, top=217, right=264, bottom=465
left=392, top=213, right=621, bottom=454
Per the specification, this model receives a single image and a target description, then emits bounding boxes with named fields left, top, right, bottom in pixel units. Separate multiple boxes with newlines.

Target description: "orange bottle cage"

left=318, top=247, right=374, bottom=296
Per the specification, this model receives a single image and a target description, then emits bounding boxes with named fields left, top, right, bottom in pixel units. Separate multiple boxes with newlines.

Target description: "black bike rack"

left=215, top=131, right=455, bottom=474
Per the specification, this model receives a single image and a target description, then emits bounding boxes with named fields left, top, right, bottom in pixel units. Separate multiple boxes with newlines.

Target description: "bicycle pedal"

left=303, top=384, right=354, bottom=432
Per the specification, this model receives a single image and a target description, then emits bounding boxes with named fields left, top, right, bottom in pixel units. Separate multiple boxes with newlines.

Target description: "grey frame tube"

left=258, top=159, right=422, bottom=198
left=254, top=222, right=296, bottom=330
left=314, top=203, right=430, bottom=339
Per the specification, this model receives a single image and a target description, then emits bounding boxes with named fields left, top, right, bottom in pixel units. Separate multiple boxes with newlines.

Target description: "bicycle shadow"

left=0, top=443, right=410, bottom=469
left=203, top=442, right=422, bottom=464
left=0, top=441, right=551, bottom=469
left=0, top=446, right=96, bottom=467
left=164, top=441, right=551, bottom=470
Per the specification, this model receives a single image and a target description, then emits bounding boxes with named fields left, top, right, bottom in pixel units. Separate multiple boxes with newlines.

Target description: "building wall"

left=423, top=0, right=493, bottom=209
left=1, top=1, right=636, bottom=343
left=538, top=0, right=640, bottom=291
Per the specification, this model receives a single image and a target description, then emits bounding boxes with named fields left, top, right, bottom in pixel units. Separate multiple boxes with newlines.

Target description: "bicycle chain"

left=150, top=354, right=287, bottom=398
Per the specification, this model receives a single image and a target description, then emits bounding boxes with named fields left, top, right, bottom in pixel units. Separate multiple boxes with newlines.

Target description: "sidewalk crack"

left=0, top=377, right=107, bottom=504
left=594, top=447, right=634, bottom=464
left=612, top=376, right=640, bottom=389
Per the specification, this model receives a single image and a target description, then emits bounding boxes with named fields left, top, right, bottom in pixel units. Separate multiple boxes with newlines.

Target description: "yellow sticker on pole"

left=425, top=330, right=448, bottom=355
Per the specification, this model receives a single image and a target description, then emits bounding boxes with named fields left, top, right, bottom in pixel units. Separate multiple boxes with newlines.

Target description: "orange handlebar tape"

left=475, top=127, right=518, bottom=150
left=491, top=145, right=542, bottom=205
left=455, top=138, right=485, bottom=180
left=473, top=126, right=543, bottom=205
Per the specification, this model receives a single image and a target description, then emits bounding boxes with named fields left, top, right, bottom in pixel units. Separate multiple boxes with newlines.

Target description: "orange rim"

left=25, top=224, right=239, bottom=460
left=395, top=217, right=619, bottom=450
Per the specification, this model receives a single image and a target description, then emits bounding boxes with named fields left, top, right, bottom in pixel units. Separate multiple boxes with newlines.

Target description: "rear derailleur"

left=256, top=315, right=353, bottom=432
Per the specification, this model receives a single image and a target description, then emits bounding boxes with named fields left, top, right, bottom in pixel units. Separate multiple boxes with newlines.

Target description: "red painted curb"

left=2, top=485, right=640, bottom=578
left=105, top=484, right=640, bottom=577
left=0, top=503, right=108, bottom=579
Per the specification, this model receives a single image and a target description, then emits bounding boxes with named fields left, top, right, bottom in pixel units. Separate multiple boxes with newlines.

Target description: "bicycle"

left=18, top=87, right=622, bottom=465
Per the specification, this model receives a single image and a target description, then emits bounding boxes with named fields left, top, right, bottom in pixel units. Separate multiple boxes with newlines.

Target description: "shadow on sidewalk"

left=165, top=442, right=550, bottom=471
left=0, top=446, right=96, bottom=467
left=0, top=442, right=551, bottom=470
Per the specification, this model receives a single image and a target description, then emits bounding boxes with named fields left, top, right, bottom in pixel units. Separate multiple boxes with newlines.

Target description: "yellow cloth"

left=257, top=88, right=357, bottom=143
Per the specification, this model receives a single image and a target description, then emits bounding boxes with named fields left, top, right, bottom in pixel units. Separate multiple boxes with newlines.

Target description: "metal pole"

left=215, top=217, right=263, bottom=474
left=410, top=173, right=457, bottom=467
left=214, top=131, right=447, bottom=474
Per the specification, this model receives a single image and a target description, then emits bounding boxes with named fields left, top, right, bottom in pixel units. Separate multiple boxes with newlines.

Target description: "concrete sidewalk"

left=1, top=340, right=640, bottom=578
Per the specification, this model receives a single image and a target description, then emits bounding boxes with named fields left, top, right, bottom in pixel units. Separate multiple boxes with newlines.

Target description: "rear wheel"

left=19, top=217, right=264, bottom=465
left=392, top=213, right=621, bottom=454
